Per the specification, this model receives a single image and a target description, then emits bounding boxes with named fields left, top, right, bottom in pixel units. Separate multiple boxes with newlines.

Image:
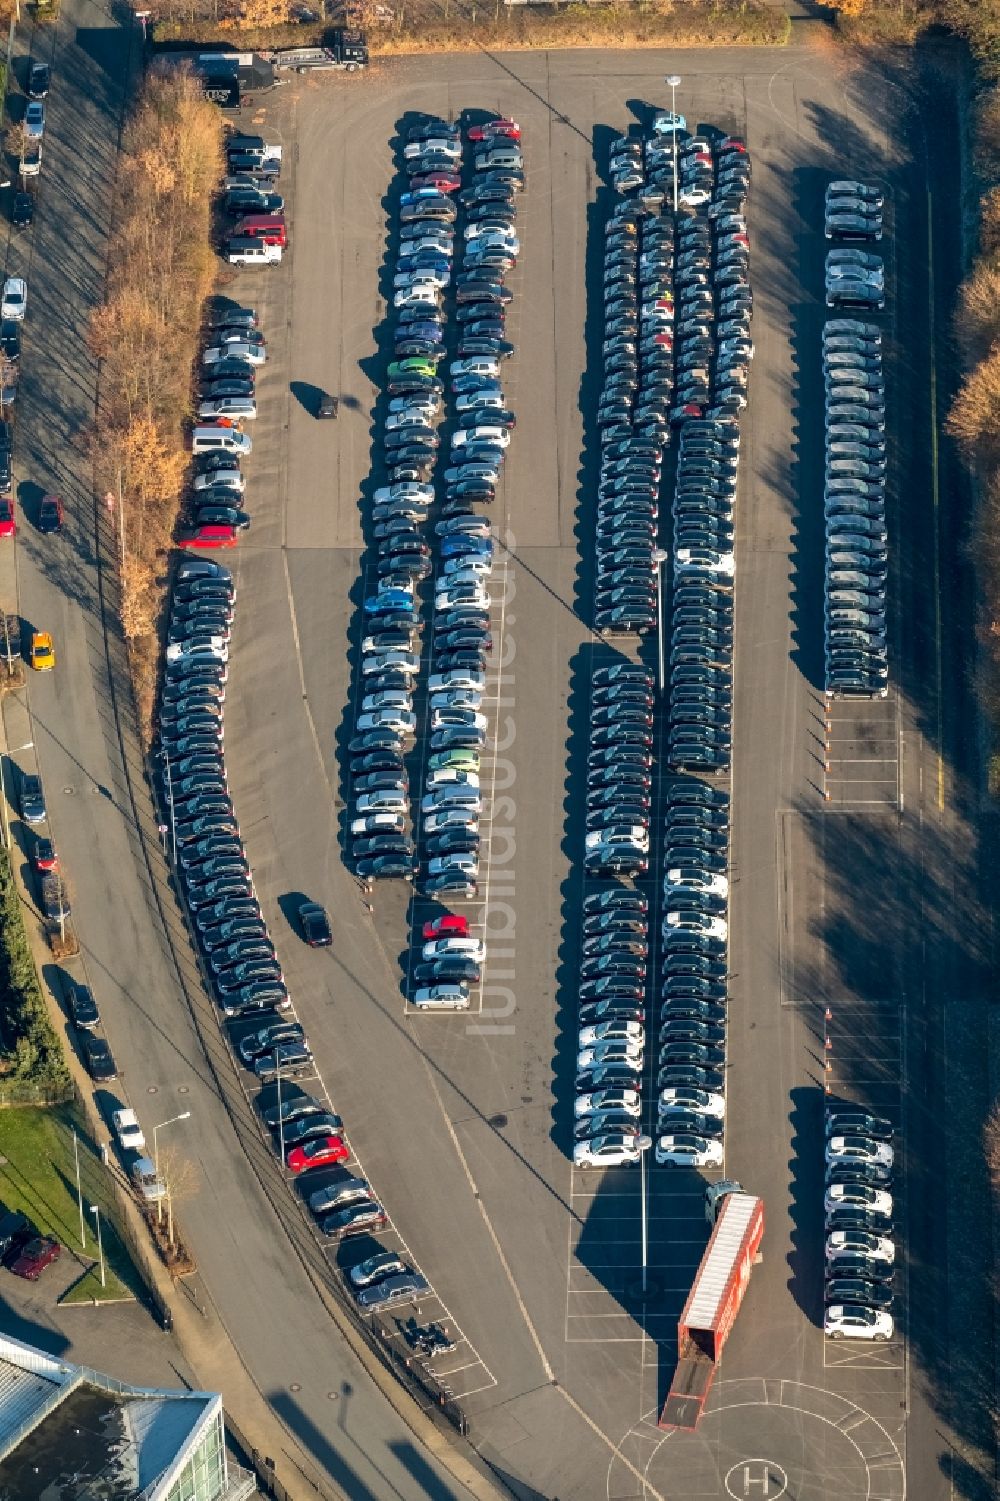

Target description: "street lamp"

left=666, top=75, right=682, bottom=213
left=88, top=1204, right=105, bottom=1288
left=1, top=740, right=33, bottom=852
left=161, top=750, right=177, bottom=862
left=152, top=1111, right=191, bottom=1224
left=637, top=1135, right=653, bottom=1298
left=654, top=548, right=669, bottom=695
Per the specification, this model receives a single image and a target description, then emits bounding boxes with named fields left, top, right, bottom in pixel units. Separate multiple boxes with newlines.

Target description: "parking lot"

left=204, top=40, right=986, bottom=1501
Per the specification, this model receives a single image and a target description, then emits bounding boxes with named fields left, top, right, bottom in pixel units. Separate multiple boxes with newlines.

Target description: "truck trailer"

left=659, top=1181, right=764, bottom=1431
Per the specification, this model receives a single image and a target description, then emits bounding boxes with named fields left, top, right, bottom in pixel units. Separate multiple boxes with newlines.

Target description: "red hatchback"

left=178, top=524, right=238, bottom=550
left=410, top=173, right=461, bottom=194
left=468, top=119, right=520, bottom=142
left=287, top=1135, right=349, bottom=1174
left=422, top=914, right=469, bottom=941
left=9, top=1234, right=60, bottom=1280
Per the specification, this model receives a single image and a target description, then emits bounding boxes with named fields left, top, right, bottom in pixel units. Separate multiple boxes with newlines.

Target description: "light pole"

left=88, top=1204, right=105, bottom=1288
left=637, top=1135, right=653, bottom=1299
left=666, top=75, right=682, bottom=213
left=1, top=740, right=33, bottom=852
left=72, top=1129, right=86, bottom=1249
left=152, top=1111, right=190, bottom=1224
left=654, top=548, right=669, bottom=695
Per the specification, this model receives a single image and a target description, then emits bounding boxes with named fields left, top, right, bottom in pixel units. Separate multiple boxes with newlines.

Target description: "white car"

left=193, top=468, right=244, bottom=493
left=664, top=912, right=728, bottom=940
left=401, top=235, right=454, bottom=257
left=574, top=1088, right=641, bottom=1118
left=451, top=357, right=500, bottom=380
left=577, top=1042, right=644, bottom=1070
left=427, top=768, right=480, bottom=789
left=420, top=788, right=480, bottom=814
left=388, top=395, right=440, bottom=418
left=825, top=1231, right=895, bottom=1264
left=422, top=937, right=486, bottom=963
left=362, top=652, right=420, bottom=677
left=423, top=808, right=479, bottom=834
left=585, top=827, right=649, bottom=851
left=675, top=548, right=736, bottom=579
left=824, top=1305, right=893, bottom=1341
left=412, top=985, right=470, bottom=1010
left=374, top=483, right=434, bottom=505
left=578, top=1021, right=645, bottom=1048
left=824, top=1183, right=893, bottom=1217
left=428, top=853, right=479, bottom=877
left=430, top=689, right=483, bottom=714
left=393, top=267, right=449, bottom=290
left=356, top=709, right=417, bottom=735
left=203, top=342, right=266, bottom=366
left=451, top=426, right=510, bottom=450
left=573, top=1133, right=642, bottom=1169
left=664, top=869, right=728, bottom=898
left=385, top=409, right=437, bottom=432
left=442, top=553, right=492, bottom=576
left=659, top=1087, right=725, bottom=1119
left=394, top=285, right=439, bottom=309
left=455, top=388, right=503, bottom=412
left=679, top=186, right=711, bottom=207
left=360, top=690, right=413, bottom=714
left=655, top=1133, right=724, bottom=1168
left=356, top=790, right=408, bottom=814
left=464, top=220, right=518, bottom=242
left=434, top=589, right=490, bottom=613
left=428, top=670, right=485, bottom=693
left=826, top=1135, right=894, bottom=1170
left=404, top=138, right=461, bottom=160
left=166, top=636, right=227, bottom=663
left=199, top=397, right=257, bottom=422
left=431, top=707, right=488, bottom=732
left=351, top=812, right=406, bottom=836
left=1, top=277, right=26, bottom=322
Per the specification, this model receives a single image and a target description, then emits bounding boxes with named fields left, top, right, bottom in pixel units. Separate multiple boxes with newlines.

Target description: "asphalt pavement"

left=0, top=21, right=993, bottom=1501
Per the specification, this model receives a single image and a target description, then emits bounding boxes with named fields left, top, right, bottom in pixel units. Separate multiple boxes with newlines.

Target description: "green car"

left=427, top=749, right=480, bottom=773
left=388, top=358, right=438, bottom=379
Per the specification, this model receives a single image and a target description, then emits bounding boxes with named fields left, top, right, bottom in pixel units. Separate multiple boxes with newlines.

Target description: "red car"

left=422, top=914, right=470, bottom=941
left=8, top=1234, right=60, bottom=1280
left=178, top=524, right=238, bottom=550
left=410, top=173, right=461, bottom=194
left=32, top=836, right=58, bottom=873
left=286, top=1134, right=349, bottom=1174
left=0, top=496, right=15, bottom=538
left=468, top=118, right=520, bottom=142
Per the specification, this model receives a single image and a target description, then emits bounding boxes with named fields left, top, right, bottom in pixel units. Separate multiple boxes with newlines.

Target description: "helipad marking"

left=724, top=1460, right=788, bottom=1500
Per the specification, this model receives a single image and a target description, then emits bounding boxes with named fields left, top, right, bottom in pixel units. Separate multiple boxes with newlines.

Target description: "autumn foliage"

left=92, top=70, right=223, bottom=733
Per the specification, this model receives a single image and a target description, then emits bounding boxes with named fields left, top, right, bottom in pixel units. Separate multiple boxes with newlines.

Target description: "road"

left=0, top=19, right=993, bottom=1501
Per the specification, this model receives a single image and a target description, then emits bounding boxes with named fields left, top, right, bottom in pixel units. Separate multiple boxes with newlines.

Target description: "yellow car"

left=30, top=631, right=54, bottom=671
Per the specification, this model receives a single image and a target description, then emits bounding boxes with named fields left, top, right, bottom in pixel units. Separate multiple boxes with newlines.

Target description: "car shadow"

left=277, top=890, right=309, bottom=939
left=290, top=379, right=328, bottom=418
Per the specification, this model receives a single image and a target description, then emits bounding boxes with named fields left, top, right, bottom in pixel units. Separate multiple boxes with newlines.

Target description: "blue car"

left=396, top=320, right=443, bottom=343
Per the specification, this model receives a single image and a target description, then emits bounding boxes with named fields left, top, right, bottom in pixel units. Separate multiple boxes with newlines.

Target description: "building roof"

left=0, top=1332, right=219, bottom=1501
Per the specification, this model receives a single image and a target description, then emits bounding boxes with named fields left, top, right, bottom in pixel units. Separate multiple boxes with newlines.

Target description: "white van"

left=191, top=425, right=252, bottom=457
left=227, top=238, right=282, bottom=266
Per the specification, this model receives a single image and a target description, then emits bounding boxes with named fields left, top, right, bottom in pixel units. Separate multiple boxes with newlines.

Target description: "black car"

left=12, top=189, right=34, bottom=229
left=356, top=855, right=414, bottom=881
left=19, top=773, right=45, bottom=824
left=824, top=1276, right=893, bottom=1309
left=28, top=62, right=49, bottom=98
left=413, top=958, right=480, bottom=985
left=69, top=986, right=100, bottom=1030
left=81, top=1034, right=118, bottom=1081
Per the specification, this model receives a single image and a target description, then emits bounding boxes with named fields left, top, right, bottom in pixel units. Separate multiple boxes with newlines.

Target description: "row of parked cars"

left=665, top=418, right=738, bottom=773
left=221, top=133, right=287, bottom=267
left=410, top=116, right=522, bottom=911
left=823, top=1107, right=896, bottom=1341
left=155, top=560, right=434, bottom=1281
left=824, top=178, right=883, bottom=245
left=178, top=302, right=265, bottom=550
left=822, top=315, right=888, bottom=698
left=353, top=113, right=523, bottom=885
left=573, top=779, right=733, bottom=1170
left=593, top=203, right=672, bottom=635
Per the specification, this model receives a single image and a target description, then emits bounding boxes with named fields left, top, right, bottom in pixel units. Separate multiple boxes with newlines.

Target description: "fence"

left=0, top=1079, right=74, bottom=1107
left=366, top=1312, right=470, bottom=1435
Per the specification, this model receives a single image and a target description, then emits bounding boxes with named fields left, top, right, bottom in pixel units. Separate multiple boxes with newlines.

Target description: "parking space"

left=821, top=691, right=900, bottom=810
